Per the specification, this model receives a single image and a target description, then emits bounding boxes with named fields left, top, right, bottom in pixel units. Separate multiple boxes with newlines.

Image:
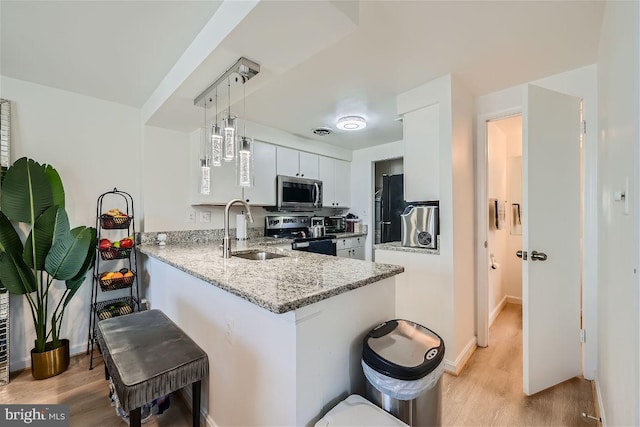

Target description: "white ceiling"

left=1, top=1, right=604, bottom=151
left=0, top=0, right=222, bottom=107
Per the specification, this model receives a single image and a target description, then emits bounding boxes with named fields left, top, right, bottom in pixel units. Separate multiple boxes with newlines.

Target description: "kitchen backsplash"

left=138, top=227, right=265, bottom=245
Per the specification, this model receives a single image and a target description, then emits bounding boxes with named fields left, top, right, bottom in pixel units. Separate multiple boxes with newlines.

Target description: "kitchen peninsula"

left=138, top=238, right=403, bottom=426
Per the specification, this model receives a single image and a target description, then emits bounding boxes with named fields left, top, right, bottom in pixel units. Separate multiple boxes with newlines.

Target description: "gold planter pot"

left=31, top=339, right=70, bottom=380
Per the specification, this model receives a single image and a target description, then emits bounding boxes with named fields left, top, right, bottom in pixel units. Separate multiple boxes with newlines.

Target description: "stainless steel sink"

left=233, top=250, right=288, bottom=261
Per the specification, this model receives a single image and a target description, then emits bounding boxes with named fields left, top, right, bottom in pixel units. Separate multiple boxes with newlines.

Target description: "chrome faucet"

left=222, top=199, right=254, bottom=258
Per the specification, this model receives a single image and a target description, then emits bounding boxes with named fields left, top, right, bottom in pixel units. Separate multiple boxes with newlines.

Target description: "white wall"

left=450, top=76, right=476, bottom=367
left=595, top=1, right=639, bottom=425
left=1, top=76, right=142, bottom=370
left=475, top=64, right=598, bottom=379
left=350, top=140, right=403, bottom=260
left=379, top=74, right=476, bottom=371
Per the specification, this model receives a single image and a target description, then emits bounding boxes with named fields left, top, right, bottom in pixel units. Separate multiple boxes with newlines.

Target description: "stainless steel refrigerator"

left=375, top=174, right=407, bottom=244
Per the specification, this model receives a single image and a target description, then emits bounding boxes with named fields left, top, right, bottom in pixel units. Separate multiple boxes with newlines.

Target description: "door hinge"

left=581, top=120, right=587, bottom=135
left=580, top=329, right=586, bottom=343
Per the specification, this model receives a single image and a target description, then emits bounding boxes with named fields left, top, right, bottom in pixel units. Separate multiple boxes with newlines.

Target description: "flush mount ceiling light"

left=336, top=116, right=367, bottom=131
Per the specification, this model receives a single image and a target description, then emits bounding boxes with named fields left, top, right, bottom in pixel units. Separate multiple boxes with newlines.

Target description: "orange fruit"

left=111, top=272, right=124, bottom=279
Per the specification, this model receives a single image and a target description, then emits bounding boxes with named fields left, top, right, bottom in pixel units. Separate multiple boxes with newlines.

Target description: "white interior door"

left=522, top=84, right=581, bottom=395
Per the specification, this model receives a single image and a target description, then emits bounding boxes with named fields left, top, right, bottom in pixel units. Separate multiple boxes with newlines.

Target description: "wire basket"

left=100, top=214, right=132, bottom=229
left=96, top=301, right=134, bottom=320
left=99, top=247, right=132, bottom=260
left=99, top=272, right=135, bottom=291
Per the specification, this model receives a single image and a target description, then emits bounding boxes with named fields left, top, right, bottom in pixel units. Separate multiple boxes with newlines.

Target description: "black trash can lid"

left=362, top=319, right=445, bottom=381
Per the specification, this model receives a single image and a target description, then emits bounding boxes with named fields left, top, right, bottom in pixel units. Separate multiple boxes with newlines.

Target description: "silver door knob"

left=530, top=251, right=548, bottom=261
left=516, top=250, right=527, bottom=260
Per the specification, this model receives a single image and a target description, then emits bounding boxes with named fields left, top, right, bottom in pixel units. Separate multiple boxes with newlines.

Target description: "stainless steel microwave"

left=277, top=175, right=323, bottom=211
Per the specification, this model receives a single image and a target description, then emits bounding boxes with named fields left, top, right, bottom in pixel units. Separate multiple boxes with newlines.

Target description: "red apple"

left=99, top=239, right=112, bottom=250
left=120, top=238, right=134, bottom=249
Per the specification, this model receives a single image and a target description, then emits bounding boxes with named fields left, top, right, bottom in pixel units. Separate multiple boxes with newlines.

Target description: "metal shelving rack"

left=87, top=188, right=140, bottom=370
left=0, top=288, right=8, bottom=385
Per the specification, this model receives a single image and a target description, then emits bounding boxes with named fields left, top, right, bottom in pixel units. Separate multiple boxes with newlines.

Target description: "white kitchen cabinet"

left=319, top=157, right=351, bottom=208
left=276, top=146, right=319, bottom=179
left=336, top=236, right=365, bottom=260
left=210, top=161, right=242, bottom=203
left=243, top=141, right=277, bottom=206
left=333, top=159, right=351, bottom=207
left=403, top=103, right=439, bottom=202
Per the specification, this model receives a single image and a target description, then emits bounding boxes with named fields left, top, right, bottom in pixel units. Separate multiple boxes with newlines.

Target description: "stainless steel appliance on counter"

left=401, top=205, right=439, bottom=249
left=324, top=216, right=346, bottom=233
left=265, top=215, right=336, bottom=256
left=375, top=174, right=407, bottom=244
left=277, top=175, right=322, bottom=211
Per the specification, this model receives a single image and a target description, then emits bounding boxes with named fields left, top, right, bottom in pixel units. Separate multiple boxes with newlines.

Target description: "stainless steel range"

left=265, top=215, right=337, bottom=256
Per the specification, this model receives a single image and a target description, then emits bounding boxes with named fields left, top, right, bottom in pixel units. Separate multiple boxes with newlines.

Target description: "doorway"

left=486, top=115, right=523, bottom=330
left=476, top=87, right=585, bottom=396
left=373, top=158, right=404, bottom=244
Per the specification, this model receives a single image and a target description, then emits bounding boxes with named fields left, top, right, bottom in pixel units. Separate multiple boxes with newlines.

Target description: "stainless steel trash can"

left=362, top=319, right=445, bottom=427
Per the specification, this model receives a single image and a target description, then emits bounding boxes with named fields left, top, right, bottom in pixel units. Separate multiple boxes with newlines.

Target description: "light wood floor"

left=442, top=303, right=597, bottom=426
left=1, top=304, right=597, bottom=426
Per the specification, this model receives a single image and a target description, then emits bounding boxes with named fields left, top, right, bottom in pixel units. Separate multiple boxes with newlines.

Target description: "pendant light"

left=238, top=80, right=253, bottom=188
left=211, top=89, right=223, bottom=167
left=199, top=99, right=211, bottom=195
left=223, top=77, right=237, bottom=162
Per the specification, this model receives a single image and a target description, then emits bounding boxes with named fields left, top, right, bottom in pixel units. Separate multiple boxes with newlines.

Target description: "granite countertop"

left=374, top=241, right=440, bottom=255
left=138, top=239, right=403, bottom=314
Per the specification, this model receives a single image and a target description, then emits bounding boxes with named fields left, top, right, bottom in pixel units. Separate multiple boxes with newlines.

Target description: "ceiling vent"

left=313, top=127, right=333, bottom=136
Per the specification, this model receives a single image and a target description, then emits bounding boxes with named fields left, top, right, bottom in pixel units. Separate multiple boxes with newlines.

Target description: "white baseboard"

left=594, top=375, right=607, bottom=426
left=489, top=296, right=508, bottom=327
left=178, top=387, right=216, bottom=427
left=506, top=296, right=522, bottom=305
left=10, top=342, right=87, bottom=373
left=444, top=336, right=477, bottom=376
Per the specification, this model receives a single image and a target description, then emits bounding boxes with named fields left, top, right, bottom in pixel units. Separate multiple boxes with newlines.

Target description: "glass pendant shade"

left=199, top=127, right=212, bottom=194
left=211, top=123, right=223, bottom=167
left=223, top=115, right=237, bottom=162
left=238, top=136, right=253, bottom=187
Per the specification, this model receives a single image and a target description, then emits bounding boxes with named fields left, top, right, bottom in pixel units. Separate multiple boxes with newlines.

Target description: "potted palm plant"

left=0, top=157, right=96, bottom=379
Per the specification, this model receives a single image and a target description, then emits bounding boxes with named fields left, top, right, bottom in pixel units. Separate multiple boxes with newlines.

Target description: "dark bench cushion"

left=97, top=309, right=209, bottom=412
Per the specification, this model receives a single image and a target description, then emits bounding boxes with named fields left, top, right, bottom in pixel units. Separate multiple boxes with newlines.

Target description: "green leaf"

left=0, top=251, right=37, bottom=294
left=45, top=226, right=94, bottom=280
left=0, top=210, right=24, bottom=256
left=65, top=226, right=96, bottom=292
left=43, top=164, right=65, bottom=209
left=23, top=206, right=70, bottom=270
left=0, top=211, right=35, bottom=294
left=0, top=157, right=54, bottom=224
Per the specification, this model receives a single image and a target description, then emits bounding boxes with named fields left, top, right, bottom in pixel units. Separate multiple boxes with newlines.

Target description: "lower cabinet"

left=336, top=236, right=365, bottom=260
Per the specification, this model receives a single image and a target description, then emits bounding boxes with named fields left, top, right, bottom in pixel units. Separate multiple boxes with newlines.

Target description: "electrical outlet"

left=186, top=210, right=196, bottom=223
left=199, top=211, right=211, bottom=223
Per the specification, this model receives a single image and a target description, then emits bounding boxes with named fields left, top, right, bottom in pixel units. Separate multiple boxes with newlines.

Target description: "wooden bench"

left=97, top=309, right=209, bottom=427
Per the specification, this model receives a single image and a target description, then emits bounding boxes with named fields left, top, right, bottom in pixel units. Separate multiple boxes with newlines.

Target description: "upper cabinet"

left=276, top=146, right=319, bottom=179
left=243, top=141, right=277, bottom=206
left=402, top=103, right=439, bottom=202
left=319, top=156, right=351, bottom=208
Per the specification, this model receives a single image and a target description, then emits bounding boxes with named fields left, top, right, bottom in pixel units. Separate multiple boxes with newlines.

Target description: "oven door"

left=292, top=239, right=336, bottom=256
left=278, top=175, right=322, bottom=211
